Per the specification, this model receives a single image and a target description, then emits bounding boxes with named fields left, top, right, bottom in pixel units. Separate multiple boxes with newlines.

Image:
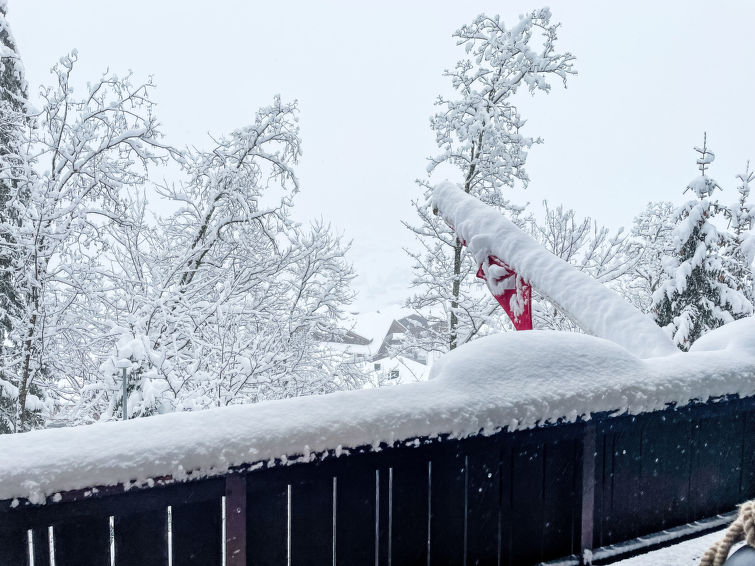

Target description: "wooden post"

left=225, top=474, right=247, bottom=566
left=580, top=422, right=596, bottom=565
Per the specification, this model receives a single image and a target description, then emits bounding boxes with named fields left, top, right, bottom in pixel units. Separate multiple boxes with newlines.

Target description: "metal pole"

left=122, top=367, right=128, bottom=421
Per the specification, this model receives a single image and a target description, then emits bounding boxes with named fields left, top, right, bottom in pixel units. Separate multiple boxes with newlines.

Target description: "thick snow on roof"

left=347, top=304, right=412, bottom=343
left=431, top=181, right=677, bottom=358
left=2, top=318, right=754, bottom=504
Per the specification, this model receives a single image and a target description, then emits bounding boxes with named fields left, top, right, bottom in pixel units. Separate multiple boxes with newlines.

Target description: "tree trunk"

left=16, top=311, right=36, bottom=431
left=449, top=237, right=463, bottom=350
left=449, top=149, right=478, bottom=351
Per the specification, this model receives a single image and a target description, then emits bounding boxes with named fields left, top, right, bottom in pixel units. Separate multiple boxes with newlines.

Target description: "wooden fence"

left=1, top=395, right=753, bottom=566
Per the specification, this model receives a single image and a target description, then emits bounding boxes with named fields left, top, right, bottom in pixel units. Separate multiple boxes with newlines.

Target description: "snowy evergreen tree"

left=406, top=8, right=576, bottom=351
left=721, top=162, right=755, bottom=305
left=652, top=134, right=754, bottom=350
left=0, top=0, right=31, bottom=433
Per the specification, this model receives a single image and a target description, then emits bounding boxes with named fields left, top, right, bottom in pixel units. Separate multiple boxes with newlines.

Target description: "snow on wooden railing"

left=1, top=319, right=754, bottom=506
left=1, top=319, right=754, bottom=564
left=1, top=384, right=753, bottom=565
left=431, top=181, right=678, bottom=358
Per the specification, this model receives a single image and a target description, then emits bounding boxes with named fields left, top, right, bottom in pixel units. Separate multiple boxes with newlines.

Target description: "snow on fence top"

left=1, top=318, right=754, bottom=504
left=431, top=181, right=678, bottom=358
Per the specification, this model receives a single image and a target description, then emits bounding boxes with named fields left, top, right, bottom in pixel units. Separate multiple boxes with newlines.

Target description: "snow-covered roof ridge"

left=431, top=181, right=678, bottom=358
left=2, top=318, right=754, bottom=504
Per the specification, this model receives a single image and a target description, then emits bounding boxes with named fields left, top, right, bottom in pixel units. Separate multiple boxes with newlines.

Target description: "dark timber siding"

left=1, top=396, right=753, bottom=565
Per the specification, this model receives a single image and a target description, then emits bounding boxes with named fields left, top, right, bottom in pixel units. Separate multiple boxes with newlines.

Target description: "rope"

left=699, top=501, right=755, bottom=566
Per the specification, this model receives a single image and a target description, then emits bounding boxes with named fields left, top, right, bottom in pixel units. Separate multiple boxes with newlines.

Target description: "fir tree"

left=0, top=0, right=32, bottom=432
left=652, top=134, right=754, bottom=350
left=721, top=162, right=755, bottom=305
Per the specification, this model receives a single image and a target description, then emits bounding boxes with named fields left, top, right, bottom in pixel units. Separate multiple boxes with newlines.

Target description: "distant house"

left=370, top=355, right=428, bottom=383
left=373, top=314, right=435, bottom=364
left=314, top=328, right=373, bottom=362
left=315, top=329, right=371, bottom=347
left=318, top=309, right=441, bottom=384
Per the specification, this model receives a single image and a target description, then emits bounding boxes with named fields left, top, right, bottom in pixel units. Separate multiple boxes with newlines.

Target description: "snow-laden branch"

left=431, top=181, right=677, bottom=358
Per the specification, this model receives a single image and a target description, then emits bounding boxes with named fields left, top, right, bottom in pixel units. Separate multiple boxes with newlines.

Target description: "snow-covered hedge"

left=1, top=318, right=754, bottom=504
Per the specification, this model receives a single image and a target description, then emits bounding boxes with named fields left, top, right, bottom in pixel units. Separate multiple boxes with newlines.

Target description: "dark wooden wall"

left=1, top=396, right=753, bottom=566
left=593, top=397, right=755, bottom=549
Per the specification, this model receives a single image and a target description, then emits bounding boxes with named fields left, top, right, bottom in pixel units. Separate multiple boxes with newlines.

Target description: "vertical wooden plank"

left=391, top=452, right=430, bottom=566
left=429, top=440, right=467, bottom=566
left=377, top=466, right=391, bottom=566
left=225, top=475, right=247, bottom=566
left=499, top=441, right=513, bottom=566
left=541, top=436, right=578, bottom=563
left=592, top=426, right=606, bottom=549
left=637, top=414, right=691, bottom=532
left=509, top=437, right=544, bottom=565
left=172, top=498, right=222, bottom=565
left=53, top=516, right=111, bottom=566
left=579, top=424, right=596, bottom=565
left=290, top=468, right=334, bottom=566
left=742, top=410, right=755, bottom=499
left=690, top=412, right=745, bottom=517
left=720, top=410, right=745, bottom=510
left=247, top=473, right=288, bottom=565
left=604, top=422, right=642, bottom=544
left=466, top=439, right=501, bottom=566
left=0, top=525, right=28, bottom=566
left=114, top=509, right=168, bottom=566
left=335, top=459, right=377, bottom=566
left=31, top=527, right=51, bottom=566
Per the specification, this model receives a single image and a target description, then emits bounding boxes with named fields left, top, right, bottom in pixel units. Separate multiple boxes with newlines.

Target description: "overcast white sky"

left=8, top=1, right=755, bottom=312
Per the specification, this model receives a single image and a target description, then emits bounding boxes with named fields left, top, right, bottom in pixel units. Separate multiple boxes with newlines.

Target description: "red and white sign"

left=476, top=255, right=533, bottom=331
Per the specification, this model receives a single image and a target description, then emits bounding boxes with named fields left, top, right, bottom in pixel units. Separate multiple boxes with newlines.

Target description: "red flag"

left=476, top=256, right=533, bottom=331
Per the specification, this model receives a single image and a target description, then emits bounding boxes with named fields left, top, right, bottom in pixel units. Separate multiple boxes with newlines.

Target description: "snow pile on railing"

left=431, top=181, right=677, bottom=359
left=1, top=318, right=754, bottom=504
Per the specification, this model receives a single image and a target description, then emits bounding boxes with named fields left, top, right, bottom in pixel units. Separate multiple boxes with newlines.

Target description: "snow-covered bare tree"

left=406, top=8, right=576, bottom=351
left=0, top=38, right=364, bottom=430
left=0, top=52, right=168, bottom=431
left=63, top=97, right=363, bottom=423
left=0, top=0, right=29, bottom=432
left=613, top=201, right=676, bottom=313
left=526, top=201, right=633, bottom=330
left=652, top=134, right=754, bottom=350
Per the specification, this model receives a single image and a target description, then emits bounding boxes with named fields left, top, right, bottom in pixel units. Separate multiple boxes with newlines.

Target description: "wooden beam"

left=581, top=422, right=596, bottom=565
left=225, top=474, right=247, bottom=566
